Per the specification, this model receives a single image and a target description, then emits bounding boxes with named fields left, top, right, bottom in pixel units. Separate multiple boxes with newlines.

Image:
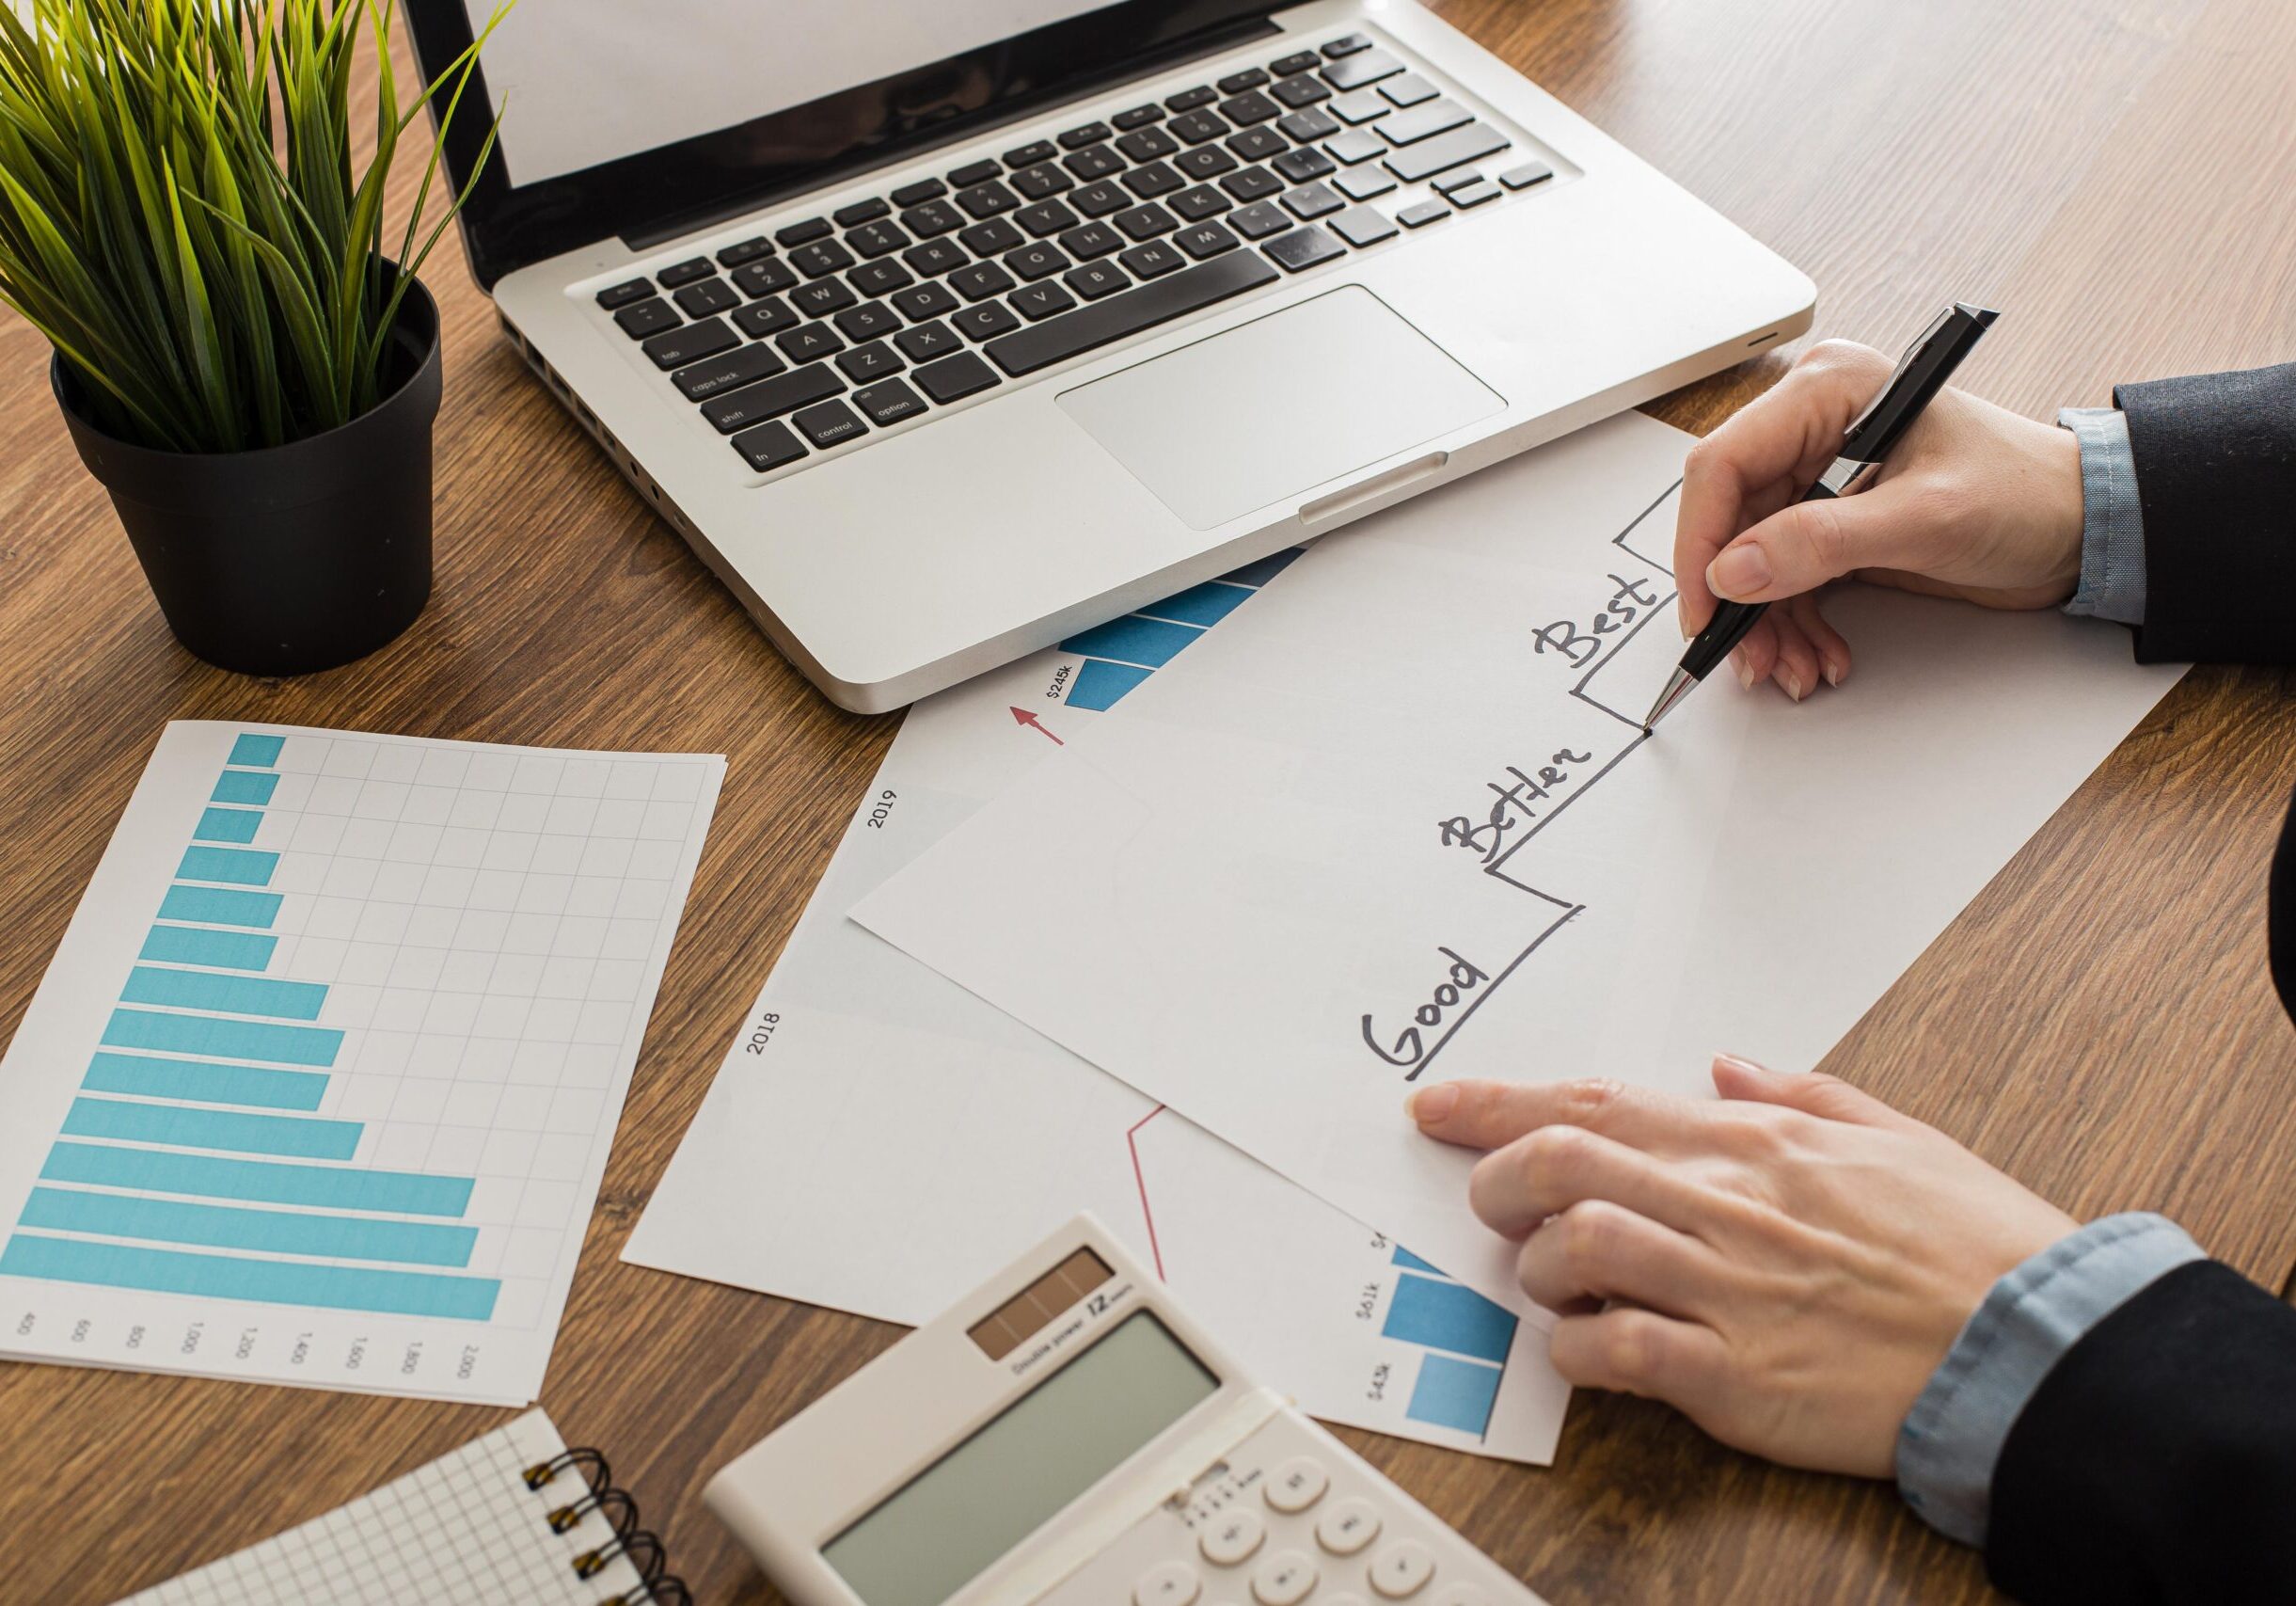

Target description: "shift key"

left=1383, top=121, right=1510, bottom=183
left=701, top=362, right=845, bottom=434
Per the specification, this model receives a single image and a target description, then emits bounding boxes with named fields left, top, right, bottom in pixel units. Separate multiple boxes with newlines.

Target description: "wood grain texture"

left=1, top=0, right=2291, bottom=1599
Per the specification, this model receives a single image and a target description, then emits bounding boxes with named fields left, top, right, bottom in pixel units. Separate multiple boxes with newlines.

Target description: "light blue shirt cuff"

left=1895, top=1211, right=2203, bottom=1548
left=2059, top=406, right=2146, bottom=626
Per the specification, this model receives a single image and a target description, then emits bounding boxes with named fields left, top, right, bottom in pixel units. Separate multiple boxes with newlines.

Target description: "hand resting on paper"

left=1674, top=341, right=2086, bottom=702
left=1404, top=1060, right=2075, bottom=1476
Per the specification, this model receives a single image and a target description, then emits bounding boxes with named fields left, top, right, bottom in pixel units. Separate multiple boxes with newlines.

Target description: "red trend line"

left=1126, top=1105, right=1167, bottom=1280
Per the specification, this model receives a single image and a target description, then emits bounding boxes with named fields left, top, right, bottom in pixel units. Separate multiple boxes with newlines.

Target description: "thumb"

left=1705, top=487, right=1909, bottom=604
left=1709, top=1053, right=1919, bottom=1130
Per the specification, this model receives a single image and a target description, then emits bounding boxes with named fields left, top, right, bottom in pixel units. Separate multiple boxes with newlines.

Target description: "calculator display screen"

left=824, top=1311, right=1218, bottom=1606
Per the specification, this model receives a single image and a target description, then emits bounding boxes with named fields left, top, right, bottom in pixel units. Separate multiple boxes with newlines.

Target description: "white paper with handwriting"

left=854, top=411, right=2186, bottom=1306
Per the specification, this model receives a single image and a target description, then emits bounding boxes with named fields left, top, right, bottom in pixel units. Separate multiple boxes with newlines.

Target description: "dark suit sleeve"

left=2113, top=360, right=2296, bottom=667
left=1986, top=1261, right=2296, bottom=1604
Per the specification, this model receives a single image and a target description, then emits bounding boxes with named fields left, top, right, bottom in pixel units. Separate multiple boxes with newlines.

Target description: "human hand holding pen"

left=1673, top=341, right=2089, bottom=701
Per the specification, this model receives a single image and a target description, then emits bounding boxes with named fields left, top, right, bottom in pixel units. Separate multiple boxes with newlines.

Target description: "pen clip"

left=1840, top=307, right=1955, bottom=446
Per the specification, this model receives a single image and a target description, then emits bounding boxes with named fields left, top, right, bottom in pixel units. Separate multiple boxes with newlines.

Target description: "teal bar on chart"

left=228, top=733, right=285, bottom=767
left=192, top=807, right=263, bottom=845
left=103, top=1007, right=341, bottom=1067
left=41, top=1142, right=472, bottom=1216
left=1382, top=1271, right=1515, bottom=1364
left=1405, top=1353, right=1504, bottom=1437
left=120, top=964, right=326, bottom=1021
left=18, top=1188, right=476, bottom=1267
left=175, top=846, right=278, bottom=886
left=60, top=1096, right=361, bottom=1160
left=156, top=884, right=281, bottom=929
left=138, top=925, right=277, bottom=971
left=0, top=1233, right=499, bottom=1321
left=1390, top=1245, right=1443, bottom=1275
left=210, top=770, right=278, bottom=806
left=82, top=1052, right=326, bottom=1111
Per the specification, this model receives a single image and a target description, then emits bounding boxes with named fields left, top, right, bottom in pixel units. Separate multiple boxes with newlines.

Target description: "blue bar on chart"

left=40, top=1141, right=474, bottom=1216
left=210, top=769, right=278, bottom=806
left=228, top=733, right=285, bottom=766
left=18, top=1188, right=478, bottom=1267
left=102, top=1007, right=342, bottom=1066
left=156, top=884, right=281, bottom=928
left=1391, top=1244, right=1443, bottom=1275
left=0, top=1235, right=499, bottom=1321
left=192, top=806, right=263, bottom=844
left=119, top=964, right=326, bottom=1021
left=1406, top=1352, right=1506, bottom=1436
left=1066, top=660, right=1155, bottom=713
left=1132, top=580, right=1255, bottom=628
left=81, top=1052, right=326, bottom=1110
left=175, top=846, right=278, bottom=886
left=60, top=1096, right=362, bottom=1160
left=1059, top=615, right=1205, bottom=671
left=1060, top=548, right=1306, bottom=713
left=137, top=924, right=278, bottom=970
left=1383, top=1271, right=1515, bottom=1364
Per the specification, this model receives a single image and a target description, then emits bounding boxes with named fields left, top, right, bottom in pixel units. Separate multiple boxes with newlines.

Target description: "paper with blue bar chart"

left=627, top=551, right=1569, bottom=1461
left=0, top=723, right=721, bottom=1402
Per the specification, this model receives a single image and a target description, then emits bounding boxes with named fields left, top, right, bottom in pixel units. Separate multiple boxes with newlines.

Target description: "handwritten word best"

left=1529, top=572, right=1664, bottom=666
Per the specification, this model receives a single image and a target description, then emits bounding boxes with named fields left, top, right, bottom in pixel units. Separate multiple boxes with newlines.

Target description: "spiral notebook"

left=119, top=1409, right=688, bottom=1604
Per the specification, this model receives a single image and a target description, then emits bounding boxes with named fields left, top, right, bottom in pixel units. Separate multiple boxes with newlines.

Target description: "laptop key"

left=1063, top=144, right=1124, bottom=182
left=1116, top=126, right=1180, bottom=163
left=1261, top=223, right=1346, bottom=273
left=1322, top=48, right=1401, bottom=91
left=641, top=316, right=736, bottom=370
left=853, top=378, right=928, bottom=425
left=1379, top=99, right=1473, bottom=146
left=1381, top=72, right=1438, bottom=107
left=793, top=398, right=867, bottom=449
left=1011, top=162, right=1074, bottom=200
left=1058, top=220, right=1125, bottom=260
left=1397, top=198, right=1449, bottom=228
left=1174, top=145, right=1239, bottom=181
left=1219, top=90, right=1280, bottom=126
left=791, top=278, right=859, bottom=318
left=1335, top=166, right=1397, bottom=201
left=1329, top=205, right=1400, bottom=247
left=1226, top=125, right=1288, bottom=162
left=1432, top=168, right=1483, bottom=196
left=1071, top=181, right=1130, bottom=218
left=657, top=256, right=714, bottom=288
left=1449, top=178, right=1503, bottom=208
left=1005, top=242, right=1071, bottom=281
left=982, top=250, right=1277, bottom=375
left=1115, top=202, right=1179, bottom=240
left=1500, top=159, right=1556, bottom=189
left=1273, top=147, right=1336, bottom=183
left=845, top=220, right=910, bottom=259
left=849, top=259, right=915, bottom=296
left=1271, top=50, right=1320, bottom=76
left=1009, top=280, right=1077, bottom=321
left=1331, top=89, right=1389, bottom=125
left=894, top=320, right=960, bottom=362
left=1058, top=121, right=1113, bottom=151
left=834, top=341, right=904, bottom=383
left=1325, top=129, right=1386, bottom=165
left=1217, top=67, right=1270, bottom=93
left=1322, top=32, right=1371, bottom=56
left=1221, top=165, right=1285, bottom=202
left=913, top=350, right=1003, bottom=403
left=1280, top=181, right=1344, bottom=220
left=731, top=420, right=806, bottom=472
left=1118, top=239, right=1185, bottom=278
left=716, top=237, right=774, bottom=268
left=775, top=217, right=831, bottom=246
left=1003, top=139, right=1055, bottom=168
left=791, top=239, right=856, bottom=278
left=1385, top=122, right=1510, bottom=183
left=1017, top=199, right=1080, bottom=238
left=614, top=297, right=680, bottom=339
left=596, top=278, right=653, bottom=310
left=1227, top=199, right=1292, bottom=239
left=1276, top=107, right=1341, bottom=143
left=1113, top=103, right=1164, bottom=130
left=950, top=262, right=1017, bottom=301
left=1123, top=161, right=1185, bottom=199
left=1064, top=260, right=1130, bottom=299
left=1164, top=85, right=1216, bottom=112
left=1272, top=74, right=1331, bottom=108
left=672, top=340, right=785, bottom=402
left=1174, top=221, right=1240, bottom=260
left=959, top=217, right=1026, bottom=257
left=951, top=301, right=1021, bottom=341
left=1169, top=109, right=1230, bottom=145
left=703, top=362, right=844, bottom=434
left=1171, top=183, right=1232, bottom=220
left=955, top=181, right=1021, bottom=218
left=901, top=199, right=965, bottom=237
left=833, top=198, right=890, bottom=228
left=891, top=282, right=961, bottom=322
left=891, top=177, right=947, bottom=206
left=947, top=158, right=1001, bottom=186
left=734, top=296, right=800, bottom=339
left=774, top=322, right=845, bottom=363
left=903, top=238, right=968, bottom=277
left=734, top=258, right=799, bottom=296
left=673, top=278, right=739, bottom=318
left=835, top=301, right=902, bottom=341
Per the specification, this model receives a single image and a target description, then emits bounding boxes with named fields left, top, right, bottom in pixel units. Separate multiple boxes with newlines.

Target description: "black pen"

left=1641, top=302, right=2001, bottom=730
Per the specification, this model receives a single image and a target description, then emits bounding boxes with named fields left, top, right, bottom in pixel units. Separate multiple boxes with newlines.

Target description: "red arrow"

left=1009, top=706, right=1065, bottom=745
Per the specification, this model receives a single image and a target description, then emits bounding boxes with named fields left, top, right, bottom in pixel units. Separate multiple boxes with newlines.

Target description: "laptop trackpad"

left=1056, top=285, right=1505, bottom=531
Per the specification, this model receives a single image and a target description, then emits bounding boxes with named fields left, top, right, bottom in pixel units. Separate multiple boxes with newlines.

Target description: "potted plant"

left=0, top=0, right=502, bottom=676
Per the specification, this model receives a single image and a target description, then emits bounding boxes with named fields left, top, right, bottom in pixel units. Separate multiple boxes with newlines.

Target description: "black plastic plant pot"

left=54, top=271, right=443, bottom=677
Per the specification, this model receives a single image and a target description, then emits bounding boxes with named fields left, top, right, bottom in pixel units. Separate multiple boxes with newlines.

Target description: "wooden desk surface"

left=3, top=0, right=2292, bottom=1598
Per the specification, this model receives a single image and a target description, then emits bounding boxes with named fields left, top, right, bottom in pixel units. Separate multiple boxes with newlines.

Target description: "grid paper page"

left=0, top=723, right=723, bottom=1402
left=119, top=1408, right=650, bottom=1603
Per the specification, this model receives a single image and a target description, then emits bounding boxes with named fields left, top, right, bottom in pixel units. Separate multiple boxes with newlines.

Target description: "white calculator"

left=705, top=1214, right=1546, bottom=1606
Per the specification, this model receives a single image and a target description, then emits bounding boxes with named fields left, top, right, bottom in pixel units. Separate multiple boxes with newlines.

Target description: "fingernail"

left=1707, top=545, right=1771, bottom=599
left=1781, top=668, right=1804, bottom=702
left=1407, top=1084, right=1457, bottom=1123
left=1734, top=655, right=1756, bottom=692
left=1823, top=658, right=1844, bottom=688
left=1714, top=1052, right=1769, bottom=1075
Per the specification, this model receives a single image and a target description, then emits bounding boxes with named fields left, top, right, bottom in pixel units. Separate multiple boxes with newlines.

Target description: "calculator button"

left=1252, top=1552, right=1319, bottom=1606
left=1137, top=1561, right=1203, bottom=1606
left=1314, top=1498, right=1382, bottom=1556
left=1366, top=1541, right=1436, bottom=1598
left=1200, top=1509, right=1267, bottom=1566
left=1263, top=1457, right=1329, bottom=1513
left=1429, top=1587, right=1489, bottom=1606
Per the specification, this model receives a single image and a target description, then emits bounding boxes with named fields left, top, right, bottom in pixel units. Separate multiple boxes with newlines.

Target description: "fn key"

left=731, top=421, right=806, bottom=472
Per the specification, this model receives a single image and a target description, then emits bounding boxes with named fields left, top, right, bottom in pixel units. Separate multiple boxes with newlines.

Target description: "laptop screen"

left=470, top=0, right=1125, bottom=189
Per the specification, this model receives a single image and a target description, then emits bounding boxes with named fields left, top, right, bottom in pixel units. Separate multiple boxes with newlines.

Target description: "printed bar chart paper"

left=0, top=722, right=721, bottom=1402
left=854, top=413, right=2187, bottom=1307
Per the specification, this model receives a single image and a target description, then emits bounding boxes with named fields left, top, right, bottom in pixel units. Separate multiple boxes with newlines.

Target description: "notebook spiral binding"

left=523, top=1446, right=692, bottom=1605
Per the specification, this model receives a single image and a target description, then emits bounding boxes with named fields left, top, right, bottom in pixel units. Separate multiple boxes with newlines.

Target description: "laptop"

left=405, top=0, right=1813, bottom=712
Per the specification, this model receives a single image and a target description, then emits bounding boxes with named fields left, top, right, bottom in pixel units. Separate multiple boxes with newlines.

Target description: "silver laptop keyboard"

left=588, top=30, right=1557, bottom=478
